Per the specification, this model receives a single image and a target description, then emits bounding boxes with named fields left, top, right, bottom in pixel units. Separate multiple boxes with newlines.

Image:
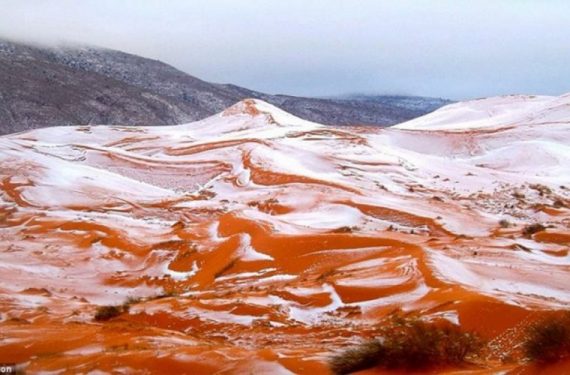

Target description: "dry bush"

left=329, top=316, right=482, bottom=374
left=499, top=219, right=511, bottom=228
left=94, top=305, right=127, bottom=321
left=512, top=191, right=526, bottom=199
left=332, top=226, right=359, bottom=233
left=522, top=223, right=546, bottom=237
left=553, top=199, right=566, bottom=208
left=123, top=296, right=142, bottom=306
left=524, top=313, right=570, bottom=363
left=529, top=184, right=552, bottom=197
left=330, top=341, right=385, bottom=375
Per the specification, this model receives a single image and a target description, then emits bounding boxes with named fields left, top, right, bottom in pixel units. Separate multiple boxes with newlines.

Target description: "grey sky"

left=1, top=0, right=569, bottom=100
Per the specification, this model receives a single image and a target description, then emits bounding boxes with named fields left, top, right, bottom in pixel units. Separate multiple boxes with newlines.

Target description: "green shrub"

left=329, top=316, right=482, bottom=374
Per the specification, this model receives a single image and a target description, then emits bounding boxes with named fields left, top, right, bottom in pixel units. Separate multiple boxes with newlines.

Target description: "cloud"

left=1, top=0, right=569, bottom=99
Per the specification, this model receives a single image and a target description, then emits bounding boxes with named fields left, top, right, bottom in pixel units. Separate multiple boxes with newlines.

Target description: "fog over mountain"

left=1, top=0, right=569, bottom=99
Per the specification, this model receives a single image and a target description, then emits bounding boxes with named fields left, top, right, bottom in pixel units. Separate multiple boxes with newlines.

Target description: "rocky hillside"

left=0, top=39, right=451, bottom=135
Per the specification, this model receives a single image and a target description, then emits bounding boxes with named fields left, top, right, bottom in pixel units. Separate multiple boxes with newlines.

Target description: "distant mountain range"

left=0, top=39, right=452, bottom=135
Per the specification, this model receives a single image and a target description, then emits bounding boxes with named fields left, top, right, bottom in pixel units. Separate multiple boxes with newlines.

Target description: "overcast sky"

left=1, top=0, right=569, bottom=100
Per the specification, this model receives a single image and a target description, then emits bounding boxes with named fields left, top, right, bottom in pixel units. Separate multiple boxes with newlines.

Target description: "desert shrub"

left=330, top=341, right=385, bottom=375
left=123, top=296, right=142, bottom=306
left=499, top=219, right=511, bottom=228
left=329, top=316, right=482, bottom=374
left=524, top=313, right=570, bottom=363
left=95, top=293, right=179, bottom=322
left=332, top=226, right=359, bottom=233
left=529, top=184, right=552, bottom=196
left=512, top=191, right=526, bottom=199
left=94, top=305, right=127, bottom=321
left=522, top=223, right=546, bottom=237
left=553, top=199, right=566, bottom=208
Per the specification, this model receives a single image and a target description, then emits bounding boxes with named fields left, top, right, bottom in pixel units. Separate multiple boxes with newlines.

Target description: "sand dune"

left=1, top=97, right=569, bottom=373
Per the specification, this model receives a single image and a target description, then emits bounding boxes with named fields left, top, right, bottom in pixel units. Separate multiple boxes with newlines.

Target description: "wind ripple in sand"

left=1, top=97, right=569, bottom=373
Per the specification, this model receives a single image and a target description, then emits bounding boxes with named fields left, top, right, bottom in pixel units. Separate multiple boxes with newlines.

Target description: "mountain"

left=0, top=39, right=452, bottom=135
left=1, top=96, right=568, bottom=373
left=336, top=93, right=453, bottom=112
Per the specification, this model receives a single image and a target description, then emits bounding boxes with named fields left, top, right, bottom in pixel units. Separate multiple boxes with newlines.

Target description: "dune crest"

left=1, top=97, right=569, bottom=373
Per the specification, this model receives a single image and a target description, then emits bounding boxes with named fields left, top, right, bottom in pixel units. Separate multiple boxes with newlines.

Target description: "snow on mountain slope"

left=0, top=38, right=452, bottom=135
left=0, top=97, right=569, bottom=373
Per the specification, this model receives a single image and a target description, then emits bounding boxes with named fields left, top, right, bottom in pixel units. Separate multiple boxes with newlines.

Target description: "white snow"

left=2, top=94, right=570, bottom=320
left=394, top=94, right=566, bottom=131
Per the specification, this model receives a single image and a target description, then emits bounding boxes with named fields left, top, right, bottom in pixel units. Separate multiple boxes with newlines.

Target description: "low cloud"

left=1, top=0, right=569, bottom=99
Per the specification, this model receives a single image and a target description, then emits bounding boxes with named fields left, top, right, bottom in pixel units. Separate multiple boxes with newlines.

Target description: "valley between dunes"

left=0, top=96, right=569, bottom=374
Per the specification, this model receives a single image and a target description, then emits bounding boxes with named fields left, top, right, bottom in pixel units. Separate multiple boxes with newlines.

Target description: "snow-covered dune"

left=394, top=93, right=570, bottom=131
left=1, top=96, right=569, bottom=373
